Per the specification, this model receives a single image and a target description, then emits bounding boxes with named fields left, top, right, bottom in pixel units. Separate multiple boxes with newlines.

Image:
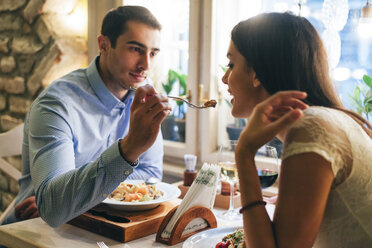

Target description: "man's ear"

left=98, top=35, right=109, bottom=53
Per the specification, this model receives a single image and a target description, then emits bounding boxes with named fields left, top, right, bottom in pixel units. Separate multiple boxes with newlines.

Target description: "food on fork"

left=109, top=182, right=163, bottom=202
left=215, top=228, right=245, bottom=248
left=203, top=99, right=217, bottom=108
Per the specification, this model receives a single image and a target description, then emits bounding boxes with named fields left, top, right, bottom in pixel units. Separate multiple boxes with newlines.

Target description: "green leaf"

left=350, top=96, right=364, bottom=109
left=348, top=92, right=364, bottom=114
left=162, top=69, right=179, bottom=95
left=178, top=74, right=187, bottom=94
left=364, top=90, right=372, bottom=112
left=365, top=89, right=372, bottom=101
left=354, top=86, right=361, bottom=100
left=161, top=84, right=171, bottom=94
left=363, top=74, right=372, bottom=88
left=168, top=69, right=178, bottom=86
left=176, top=97, right=184, bottom=107
left=366, top=102, right=372, bottom=113
left=160, top=69, right=189, bottom=118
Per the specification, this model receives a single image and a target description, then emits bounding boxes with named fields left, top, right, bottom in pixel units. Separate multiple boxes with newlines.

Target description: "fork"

left=97, top=241, right=109, bottom=248
left=167, top=96, right=217, bottom=109
left=129, top=87, right=217, bottom=109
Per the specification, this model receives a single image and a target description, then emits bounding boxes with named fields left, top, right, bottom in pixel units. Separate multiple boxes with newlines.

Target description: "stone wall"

left=0, top=0, right=87, bottom=216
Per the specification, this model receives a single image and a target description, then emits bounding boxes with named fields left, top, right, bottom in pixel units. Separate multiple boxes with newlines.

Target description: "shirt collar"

left=86, top=56, right=134, bottom=110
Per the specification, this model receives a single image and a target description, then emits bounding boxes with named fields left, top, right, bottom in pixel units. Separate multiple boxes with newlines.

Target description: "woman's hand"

left=237, top=91, right=308, bottom=156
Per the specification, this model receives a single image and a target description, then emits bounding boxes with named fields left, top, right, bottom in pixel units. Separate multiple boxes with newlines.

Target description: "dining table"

left=0, top=187, right=275, bottom=248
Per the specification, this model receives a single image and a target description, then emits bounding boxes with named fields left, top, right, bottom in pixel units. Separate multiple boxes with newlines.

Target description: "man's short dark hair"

left=101, top=5, right=162, bottom=48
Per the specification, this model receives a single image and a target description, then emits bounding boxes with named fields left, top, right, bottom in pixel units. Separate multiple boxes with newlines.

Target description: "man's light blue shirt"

left=3, top=57, right=164, bottom=227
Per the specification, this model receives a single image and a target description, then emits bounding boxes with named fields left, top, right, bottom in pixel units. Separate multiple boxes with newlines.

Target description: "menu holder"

left=156, top=205, right=217, bottom=245
left=178, top=183, right=242, bottom=210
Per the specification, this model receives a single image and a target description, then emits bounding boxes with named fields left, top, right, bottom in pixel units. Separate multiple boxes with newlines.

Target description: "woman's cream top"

left=282, top=106, right=372, bottom=247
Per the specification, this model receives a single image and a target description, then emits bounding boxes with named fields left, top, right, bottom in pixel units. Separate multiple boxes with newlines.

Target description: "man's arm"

left=29, top=85, right=170, bottom=227
left=127, top=131, right=164, bottom=180
left=29, top=96, right=133, bottom=227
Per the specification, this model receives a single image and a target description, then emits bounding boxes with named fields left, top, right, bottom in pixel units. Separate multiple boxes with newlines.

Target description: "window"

left=91, top=0, right=371, bottom=165
left=206, top=0, right=371, bottom=163
left=122, top=0, right=198, bottom=160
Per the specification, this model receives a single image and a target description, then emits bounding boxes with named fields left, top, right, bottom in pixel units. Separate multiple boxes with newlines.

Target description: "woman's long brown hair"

left=231, top=12, right=372, bottom=138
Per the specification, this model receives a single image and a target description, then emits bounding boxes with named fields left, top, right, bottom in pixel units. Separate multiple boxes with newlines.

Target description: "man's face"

left=100, top=21, right=161, bottom=91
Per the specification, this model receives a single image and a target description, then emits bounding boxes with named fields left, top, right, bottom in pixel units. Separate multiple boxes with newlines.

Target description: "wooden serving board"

left=68, top=199, right=181, bottom=243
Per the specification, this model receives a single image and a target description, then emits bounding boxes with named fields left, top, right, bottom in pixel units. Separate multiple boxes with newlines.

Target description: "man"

left=2, top=6, right=171, bottom=227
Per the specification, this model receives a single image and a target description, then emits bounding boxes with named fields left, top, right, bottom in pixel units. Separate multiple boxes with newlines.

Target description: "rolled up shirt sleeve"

left=29, top=96, right=134, bottom=227
left=15, top=57, right=164, bottom=228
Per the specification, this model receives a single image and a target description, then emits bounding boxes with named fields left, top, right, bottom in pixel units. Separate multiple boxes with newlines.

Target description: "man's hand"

left=120, top=84, right=172, bottom=162
left=15, top=196, right=39, bottom=220
left=236, top=91, right=308, bottom=157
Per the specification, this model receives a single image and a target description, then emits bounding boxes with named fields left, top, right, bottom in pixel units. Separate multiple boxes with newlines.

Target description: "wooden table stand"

left=155, top=205, right=217, bottom=245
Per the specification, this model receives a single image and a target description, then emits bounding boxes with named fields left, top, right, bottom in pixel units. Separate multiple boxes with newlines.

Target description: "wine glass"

left=217, top=140, right=241, bottom=221
left=255, top=145, right=279, bottom=189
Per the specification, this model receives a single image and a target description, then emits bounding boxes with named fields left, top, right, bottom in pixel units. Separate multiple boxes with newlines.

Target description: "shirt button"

left=102, top=193, right=107, bottom=197
left=124, top=171, right=130, bottom=175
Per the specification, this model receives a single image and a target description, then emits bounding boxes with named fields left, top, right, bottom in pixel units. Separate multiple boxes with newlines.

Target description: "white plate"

left=102, top=180, right=181, bottom=211
left=182, top=226, right=243, bottom=248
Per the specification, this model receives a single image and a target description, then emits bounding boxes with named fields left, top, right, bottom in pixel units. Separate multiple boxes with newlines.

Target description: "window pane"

left=123, top=0, right=190, bottom=142
left=285, top=1, right=372, bottom=117
left=214, top=0, right=371, bottom=155
left=213, top=0, right=262, bottom=146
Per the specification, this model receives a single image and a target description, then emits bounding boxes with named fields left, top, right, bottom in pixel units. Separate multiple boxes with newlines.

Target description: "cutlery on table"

left=145, top=177, right=160, bottom=185
left=97, top=241, right=109, bottom=248
left=97, top=241, right=132, bottom=248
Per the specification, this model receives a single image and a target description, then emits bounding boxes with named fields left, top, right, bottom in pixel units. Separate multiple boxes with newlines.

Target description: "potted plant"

left=174, top=72, right=187, bottom=142
left=225, top=99, right=248, bottom=140
left=161, top=69, right=188, bottom=142
left=349, top=74, right=372, bottom=122
left=160, top=69, right=179, bottom=141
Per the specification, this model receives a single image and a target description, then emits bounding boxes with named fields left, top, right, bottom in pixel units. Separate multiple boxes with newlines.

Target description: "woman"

left=222, top=12, right=372, bottom=247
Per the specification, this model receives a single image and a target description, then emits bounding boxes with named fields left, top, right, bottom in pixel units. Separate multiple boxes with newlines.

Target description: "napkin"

left=161, top=163, right=220, bottom=238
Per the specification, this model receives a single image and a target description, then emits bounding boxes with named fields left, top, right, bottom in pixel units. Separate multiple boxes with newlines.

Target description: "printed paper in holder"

left=161, top=163, right=220, bottom=238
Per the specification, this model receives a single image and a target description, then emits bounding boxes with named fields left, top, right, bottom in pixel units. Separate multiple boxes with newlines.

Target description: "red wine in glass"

left=257, top=169, right=278, bottom=189
left=256, top=145, right=279, bottom=189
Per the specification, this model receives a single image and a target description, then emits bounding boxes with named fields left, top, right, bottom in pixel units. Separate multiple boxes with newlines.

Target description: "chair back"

left=0, top=123, right=24, bottom=224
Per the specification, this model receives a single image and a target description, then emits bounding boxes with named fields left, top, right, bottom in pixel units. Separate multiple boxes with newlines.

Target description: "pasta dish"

left=109, top=182, right=163, bottom=202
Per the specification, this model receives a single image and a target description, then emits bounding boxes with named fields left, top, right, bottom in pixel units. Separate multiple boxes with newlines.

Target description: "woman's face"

left=222, top=41, right=269, bottom=118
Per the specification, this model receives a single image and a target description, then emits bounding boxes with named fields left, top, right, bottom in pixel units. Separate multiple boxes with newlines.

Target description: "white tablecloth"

left=0, top=204, right=275, bottom=248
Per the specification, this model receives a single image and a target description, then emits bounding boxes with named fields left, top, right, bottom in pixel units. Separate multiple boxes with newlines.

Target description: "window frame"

left=88, top=0, right=372, bottom=166
left=88, top=0, right=201, bottom=164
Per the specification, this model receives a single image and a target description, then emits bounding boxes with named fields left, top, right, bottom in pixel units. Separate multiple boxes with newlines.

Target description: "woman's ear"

left=252, top=72, right=261, bottom=88
left=253, top=78, right=261, bottom=87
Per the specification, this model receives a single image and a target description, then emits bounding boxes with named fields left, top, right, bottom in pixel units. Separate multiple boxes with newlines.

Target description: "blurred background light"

left=333, top=67, right=351, bottom=81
